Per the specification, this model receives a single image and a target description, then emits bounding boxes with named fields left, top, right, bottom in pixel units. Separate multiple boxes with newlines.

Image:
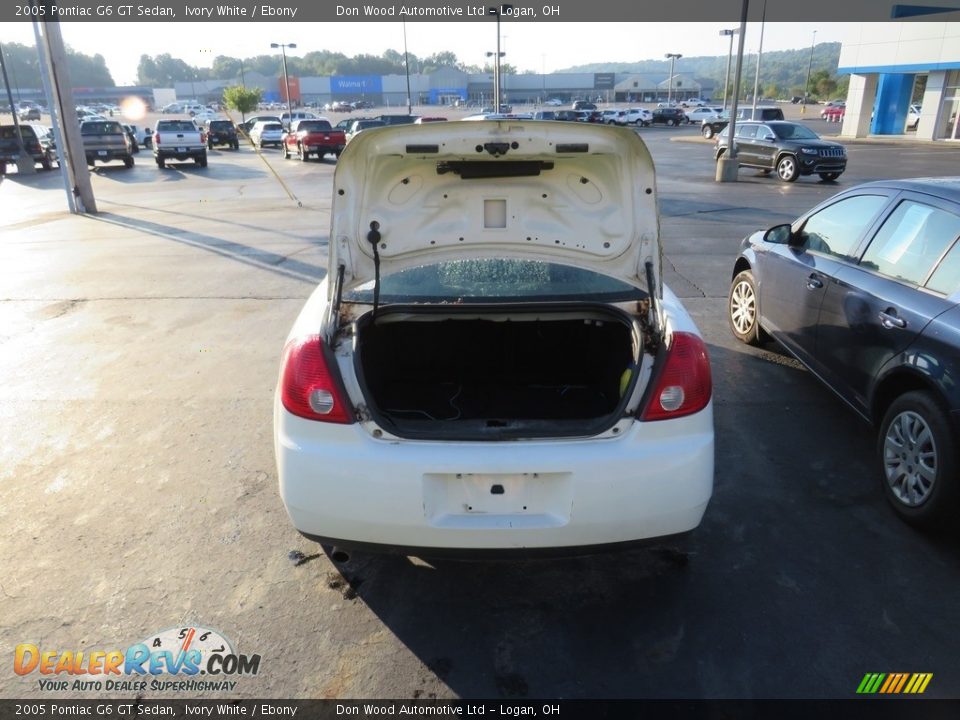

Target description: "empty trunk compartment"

left=354, top=307, right=640, bottom=439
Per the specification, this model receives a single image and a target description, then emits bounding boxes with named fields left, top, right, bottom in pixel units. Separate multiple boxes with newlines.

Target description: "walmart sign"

left=331, top=76, right=383, bottom=94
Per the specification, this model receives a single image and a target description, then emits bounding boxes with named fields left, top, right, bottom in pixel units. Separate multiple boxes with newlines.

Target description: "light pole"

left=719, top=28, right=739, bottom=112
left=487, top=5, right=512, bottom=113
left=402, top=21, right=412, bottom=114
left=270, top=42, right=296, bottom=127
left=804, top=30, right=817, bottom=105
left=541, top=53, right=546, bottom=104
left=665, top=53, right=682, bottom=104
left=751, top=0, right=768, bottom=112
left=4, top=48, right=21, bottom=104
left=486, top=51, right=505, bottom=111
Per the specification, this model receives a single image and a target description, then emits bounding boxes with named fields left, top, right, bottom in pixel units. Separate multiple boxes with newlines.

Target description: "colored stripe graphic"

left=857, top=673, right=932, bottom=694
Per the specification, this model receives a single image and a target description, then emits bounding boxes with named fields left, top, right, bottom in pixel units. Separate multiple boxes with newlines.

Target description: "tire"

left=123, top=155, right=134, bottom=169
left=819, top=172, right=841, bottom=182
left=728, top=269, right=767, bottom=346
left=702, top=125, right=715, bottom=139
left=41, top=157, right=52, bottom=171
left=233, top=141, right=239, bottom=150
left=298, top=144, right=308, bottom=161
left=282, top=143, right=289, bottom=160
left=197, top=154, right=208, bottom=168
left=156, top=157, right=165, bottom=169
left=878, top=391, right=958, bottom=530
left=666, top=118, right=675, bottom=127
left=776, top=155, right=800, bottom=182
left=208, top=142, right=214, bottom=150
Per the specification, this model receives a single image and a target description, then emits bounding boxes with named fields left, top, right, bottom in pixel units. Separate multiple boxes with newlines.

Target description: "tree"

left=222, top=85, right=262, bottom=122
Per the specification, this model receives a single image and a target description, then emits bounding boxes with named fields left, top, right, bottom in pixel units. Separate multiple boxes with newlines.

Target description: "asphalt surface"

left=2, top=111, right=960, bottom=700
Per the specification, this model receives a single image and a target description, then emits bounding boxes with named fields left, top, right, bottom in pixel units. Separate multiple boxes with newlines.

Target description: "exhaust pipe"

left=330, top=547, right=351, bottom=564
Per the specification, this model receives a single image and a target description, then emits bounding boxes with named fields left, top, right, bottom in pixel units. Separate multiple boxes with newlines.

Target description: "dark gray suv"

left=715, top=121, right=847, bottom=182
left=729, top=178, right=960, bottom=529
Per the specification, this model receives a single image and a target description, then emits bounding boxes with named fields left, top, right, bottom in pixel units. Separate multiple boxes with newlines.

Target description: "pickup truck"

left=0, top=124, right=52, bottom=174
left=80, top=120, right=134, bottom=168
left=281, top=118, right=345, bottom=161
left=153, top=119, right=207, bottom=168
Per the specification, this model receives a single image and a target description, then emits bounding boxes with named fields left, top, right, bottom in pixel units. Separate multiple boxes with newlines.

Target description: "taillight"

left=153, top=132, right=161, bottom=145
left=199, top=131, right=207, bottom=144
left=280, top=336, right=353, bottom=423
left=641, top=332, right=712, bottom=421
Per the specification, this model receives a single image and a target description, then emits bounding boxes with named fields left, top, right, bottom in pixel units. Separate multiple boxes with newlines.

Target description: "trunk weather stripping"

left=644, top=260, right=662, bottom=348
left=330, top=262, right=345, bottom=340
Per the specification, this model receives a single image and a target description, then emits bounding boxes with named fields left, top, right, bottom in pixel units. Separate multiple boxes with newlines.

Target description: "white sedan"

left=274, top=121, right=714, bottom=557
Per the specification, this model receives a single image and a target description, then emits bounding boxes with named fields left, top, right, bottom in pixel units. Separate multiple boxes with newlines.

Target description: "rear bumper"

left=85, top=149, right=129, bottom=163
left=155, top=148, right=206, bottom=160
left=276, top=404, right=714, bottom=551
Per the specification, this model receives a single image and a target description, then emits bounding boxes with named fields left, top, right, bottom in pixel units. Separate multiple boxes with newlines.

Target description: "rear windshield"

left=157, top=121, right=197, bottom=132
left=296, top=120, right=332, bottom=131
left=343, top=259, right=644, bottom=304
left=355, top=120, right=385, bottom=130
left=0, top=126, right=37, bottom=139
left=262, top=123, right=283, bottom=131
left=208, top=121, right=234, bottom=130
left=81, top=121, right=124, bottom=135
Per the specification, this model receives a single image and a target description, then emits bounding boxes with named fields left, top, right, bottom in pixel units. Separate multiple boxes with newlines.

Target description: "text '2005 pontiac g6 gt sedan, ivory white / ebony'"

left=274, top=121, right=715, bottom=558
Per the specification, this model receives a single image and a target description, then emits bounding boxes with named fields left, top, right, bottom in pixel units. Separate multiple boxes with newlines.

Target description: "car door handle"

left=806, top=276, right=824, bottom=290
left=878, top=311, right=907, bottom=330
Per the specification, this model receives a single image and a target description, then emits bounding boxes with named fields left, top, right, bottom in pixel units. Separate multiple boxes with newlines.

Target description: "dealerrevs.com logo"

left=14, top=626, right=261, bottom=693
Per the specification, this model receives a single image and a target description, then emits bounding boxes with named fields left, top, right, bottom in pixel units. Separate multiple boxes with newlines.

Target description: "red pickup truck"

left=282, top=118, right=345, bottom=161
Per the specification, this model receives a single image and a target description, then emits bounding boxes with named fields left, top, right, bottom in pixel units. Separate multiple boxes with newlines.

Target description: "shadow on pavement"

left=88, top=211, right=325, bottom=285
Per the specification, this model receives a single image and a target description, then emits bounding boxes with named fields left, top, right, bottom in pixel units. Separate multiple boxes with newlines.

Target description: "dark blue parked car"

left=728, top=178, right=960, bottom=529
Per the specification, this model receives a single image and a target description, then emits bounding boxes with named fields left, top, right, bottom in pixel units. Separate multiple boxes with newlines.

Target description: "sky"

left=0, top=21, right=860, bottom=85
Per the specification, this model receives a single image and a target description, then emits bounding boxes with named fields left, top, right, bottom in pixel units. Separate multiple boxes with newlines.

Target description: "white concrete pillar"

left=917, top=71, right=947, bottom=141
left=840, top=73, right=878, bottom=138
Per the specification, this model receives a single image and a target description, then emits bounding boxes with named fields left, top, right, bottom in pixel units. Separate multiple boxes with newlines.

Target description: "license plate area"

left=423, top=472, right=572, bottom=529
left=176, top=146, right=186, bottom=152
left=97, top=150, right=107, bottom=155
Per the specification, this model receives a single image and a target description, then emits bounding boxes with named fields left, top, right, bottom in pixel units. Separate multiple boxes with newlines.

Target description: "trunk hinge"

left=644, top=260, right=663, bottom=348
left=367, top=221, right=382, bottom=319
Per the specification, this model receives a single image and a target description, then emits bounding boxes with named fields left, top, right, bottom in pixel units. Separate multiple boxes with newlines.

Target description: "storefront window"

left=937, top=70, right=960, bottom=141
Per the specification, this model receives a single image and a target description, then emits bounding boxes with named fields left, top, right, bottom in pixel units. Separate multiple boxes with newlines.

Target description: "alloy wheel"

left=729, top=280, right=756, bottom=335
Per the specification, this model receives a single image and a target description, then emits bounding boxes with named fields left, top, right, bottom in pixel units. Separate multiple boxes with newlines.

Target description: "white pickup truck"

left=153, top=119, right=207, bottom=168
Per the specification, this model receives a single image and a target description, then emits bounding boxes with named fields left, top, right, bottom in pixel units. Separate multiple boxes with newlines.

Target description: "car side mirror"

left=763, top=134, right=775, bottom=141
left=763, top=224, right=793, bottom=245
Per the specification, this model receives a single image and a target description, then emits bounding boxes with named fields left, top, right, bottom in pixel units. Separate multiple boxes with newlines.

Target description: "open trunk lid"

left=329, top=120, right=663, bottom=302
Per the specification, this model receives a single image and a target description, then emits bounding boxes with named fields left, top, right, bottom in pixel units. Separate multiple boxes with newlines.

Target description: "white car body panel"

left=275, top=285, right=713, bottom=550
